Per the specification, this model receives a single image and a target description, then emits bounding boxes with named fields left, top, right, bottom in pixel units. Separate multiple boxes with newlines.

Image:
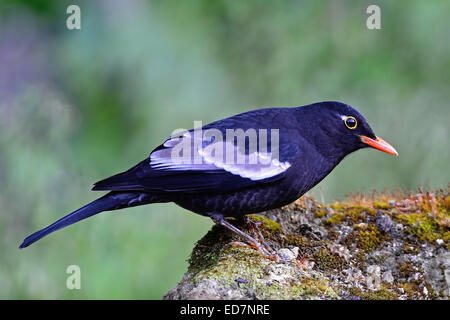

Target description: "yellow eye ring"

left=344, top=116, right=357, bottom=130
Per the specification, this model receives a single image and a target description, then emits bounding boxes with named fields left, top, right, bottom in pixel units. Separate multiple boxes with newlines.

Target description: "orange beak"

left=360, top=135, right=398, bottom=156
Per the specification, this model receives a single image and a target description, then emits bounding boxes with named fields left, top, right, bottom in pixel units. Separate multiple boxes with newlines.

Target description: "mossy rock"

left=165, top=188, right=450, bottom=300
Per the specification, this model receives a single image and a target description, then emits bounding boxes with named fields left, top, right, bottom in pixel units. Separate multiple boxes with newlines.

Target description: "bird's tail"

left=19, top=192, right=160, bottom=249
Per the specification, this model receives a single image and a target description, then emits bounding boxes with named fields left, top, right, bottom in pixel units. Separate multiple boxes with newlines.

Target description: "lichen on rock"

left=164, top=186, right=450, bottom=300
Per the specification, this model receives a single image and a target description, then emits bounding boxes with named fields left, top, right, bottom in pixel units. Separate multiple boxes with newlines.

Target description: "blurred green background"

left=0, top=0, right=449, bottom=299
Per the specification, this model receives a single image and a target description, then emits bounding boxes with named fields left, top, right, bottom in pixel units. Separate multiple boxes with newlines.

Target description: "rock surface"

left=164, top=189, right=450, bottom=300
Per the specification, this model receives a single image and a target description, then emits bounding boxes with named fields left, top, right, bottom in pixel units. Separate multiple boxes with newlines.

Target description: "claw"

left=244, top=216, right=276, bottom=256
left=214, top=215, right=279, bottom=261
left=225, top=241, right=253, bottom=250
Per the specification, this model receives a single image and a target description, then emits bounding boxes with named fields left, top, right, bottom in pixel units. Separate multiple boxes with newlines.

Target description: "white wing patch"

left=150, top=131, right=291, bottom=181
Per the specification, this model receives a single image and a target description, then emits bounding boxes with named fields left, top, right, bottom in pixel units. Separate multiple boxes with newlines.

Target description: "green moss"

left=290, top=277, right=337, bottom=299
left=356, top=225, right=384, bottom=252
left=373, top=201, right=391, bottom=210
left=312, top=248, right=347, bottom=271
left=325, top=203, right=376, bottom=226
left=362, top=287, right=397, bottom=300
left=315, top=209, right=328, bottom=218
left=325, top=212, right=345, bottom=225
left=256, top=279, right=336, bottom=300
left=248, top=214, right=282, bottom=234
left=284, top=234, right=314, bottom=248
left=257, top=283, right=287, bottom=299
left=348, top=285, right=398, bottom=300
left=191, top=245, right=270, bottom=288
left=258, top=276, right=337, bottom=299
left=396, top=213, right=450, bottom=248
left=340, top=224, right=385, bottom=253
left=188, top=224, right=230, bottom=273
left=330, top=202, right=343, bottom=210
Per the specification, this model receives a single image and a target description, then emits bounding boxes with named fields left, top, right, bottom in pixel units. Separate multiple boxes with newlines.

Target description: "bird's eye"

left=344, top=116, right=357, bottom=130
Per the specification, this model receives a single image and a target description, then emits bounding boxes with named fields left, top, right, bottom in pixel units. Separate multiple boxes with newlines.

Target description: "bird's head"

left=300, top=101, right=398, bottom=161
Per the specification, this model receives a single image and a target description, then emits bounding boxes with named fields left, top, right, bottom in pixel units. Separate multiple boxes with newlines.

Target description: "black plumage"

left=19, top=101, right=397, bottom=254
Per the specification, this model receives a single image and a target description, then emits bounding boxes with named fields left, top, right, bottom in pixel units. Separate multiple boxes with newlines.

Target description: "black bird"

left=19, top=101, right=397, bottom=257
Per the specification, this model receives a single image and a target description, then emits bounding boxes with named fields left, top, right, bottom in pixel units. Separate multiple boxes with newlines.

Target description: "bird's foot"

left=225, top=241, right=277, bottom=261
left=243, top=216, right=277, bottom=257
left=215, top=216, right=278, bottom=261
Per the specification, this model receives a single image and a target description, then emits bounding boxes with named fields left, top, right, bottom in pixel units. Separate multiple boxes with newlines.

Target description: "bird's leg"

left=214, top=217, right=278, bottom=261
left=243, top=216, right=277, bottom=257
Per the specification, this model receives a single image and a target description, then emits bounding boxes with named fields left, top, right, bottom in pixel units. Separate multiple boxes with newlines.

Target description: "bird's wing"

left=93, top=109, right=299, bottom=193
left=93, top=129, right=298, bottom=193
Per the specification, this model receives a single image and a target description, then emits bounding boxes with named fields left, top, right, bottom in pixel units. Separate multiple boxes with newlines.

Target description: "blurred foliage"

left=0, top=0, right=448, bottom=299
